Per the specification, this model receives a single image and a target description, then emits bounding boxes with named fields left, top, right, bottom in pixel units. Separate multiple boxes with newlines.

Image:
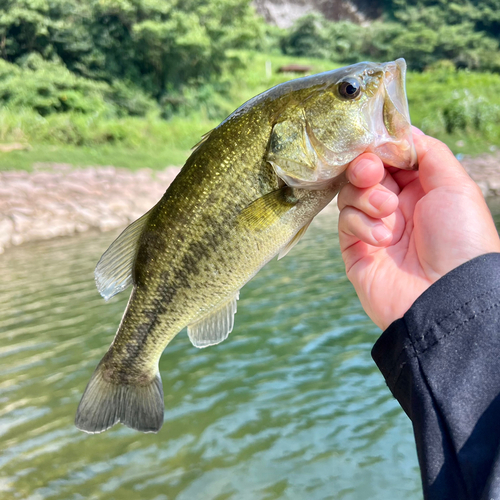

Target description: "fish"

left=75, top=58, right=417, bottom=434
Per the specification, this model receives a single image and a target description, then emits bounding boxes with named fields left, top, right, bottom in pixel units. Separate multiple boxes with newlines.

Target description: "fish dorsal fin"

left=278, top=219, right=312, bottom=260
left=187, top=293, right=239, bottom=348
left=95, top=210, right=150, bottom=301
left=191, top=128, right=214, bottom=154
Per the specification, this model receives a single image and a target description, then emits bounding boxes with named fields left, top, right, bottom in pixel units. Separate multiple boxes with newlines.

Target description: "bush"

left=279, top=14, right=364, bottom=62
left=0, top=54, right=156, bottom=117
left=0, top=0, right=265, bottom=101
left=280, top=13, right=331, bottom=59
left=281, top=9, right=500, bottom=74
left=441, top=91, right=500, bottom=136
left=407, top=67, right=500, bottom=145
left=106, top=82, right=156, bottom=117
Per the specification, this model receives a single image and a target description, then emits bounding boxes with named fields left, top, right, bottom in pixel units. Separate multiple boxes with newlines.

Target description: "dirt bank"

left=0, top=151, right=499, bottom=254
left=0, top=163, right=180, bottom=253
left=460, top=151, right=500, bottom=197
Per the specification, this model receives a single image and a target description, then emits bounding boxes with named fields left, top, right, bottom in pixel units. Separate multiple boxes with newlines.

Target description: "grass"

left=0, top=112, right=220, bottom=171
left=0, top=52, right=338, bottom=171
left=0, top=52, right=499, bottom=171
left=0, top=144, right=193, bottom=171
left=407, top=68, right=500, bottom=155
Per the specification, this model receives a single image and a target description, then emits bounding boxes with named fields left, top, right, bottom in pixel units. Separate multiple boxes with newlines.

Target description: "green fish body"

left=76, top=59, right=416, bottom=433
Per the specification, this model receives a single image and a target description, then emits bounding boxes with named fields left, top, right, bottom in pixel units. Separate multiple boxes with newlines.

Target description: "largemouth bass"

left=76, top=59, right=416, bottom=434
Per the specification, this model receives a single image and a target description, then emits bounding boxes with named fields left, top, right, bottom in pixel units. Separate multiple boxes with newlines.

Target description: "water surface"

left=0, top=215, right=421, bottom=499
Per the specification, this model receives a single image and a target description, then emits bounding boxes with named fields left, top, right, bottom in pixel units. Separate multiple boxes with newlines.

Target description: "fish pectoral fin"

left=238, top=186, right=298, bottom=231
left=187, top=292, right=240, bottom=348
left=95, top=209, right=151, bottom=301
left=278, top=218, right=313, bottom=260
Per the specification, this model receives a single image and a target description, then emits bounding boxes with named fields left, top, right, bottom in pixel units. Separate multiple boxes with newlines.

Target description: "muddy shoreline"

left=1, top=152, right=499, bottom=254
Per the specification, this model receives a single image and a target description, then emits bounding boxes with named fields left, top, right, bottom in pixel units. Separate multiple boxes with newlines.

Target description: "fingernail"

left=351, top=158, right=373, bottom=180
left=372, top=224, right=391, bottom=242
left=412, top=126, right=425, bottom=136
left=369, top=190, right=392, bottom=210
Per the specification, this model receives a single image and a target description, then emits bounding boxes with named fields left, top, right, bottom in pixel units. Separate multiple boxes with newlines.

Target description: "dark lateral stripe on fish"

left=119, top=222, right=235, bottom=366
left=77, top=60, right=417, bottom=434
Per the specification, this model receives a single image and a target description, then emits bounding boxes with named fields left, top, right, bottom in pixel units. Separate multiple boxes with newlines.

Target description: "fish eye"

left=338, top=78, right=361, bottom=99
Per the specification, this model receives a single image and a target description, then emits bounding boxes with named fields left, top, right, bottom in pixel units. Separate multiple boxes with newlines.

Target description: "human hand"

left=337, top=129, right=500, bottom=330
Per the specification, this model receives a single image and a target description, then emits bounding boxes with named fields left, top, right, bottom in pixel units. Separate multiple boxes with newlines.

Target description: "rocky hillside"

left=253, top=0, right=382, bottom=28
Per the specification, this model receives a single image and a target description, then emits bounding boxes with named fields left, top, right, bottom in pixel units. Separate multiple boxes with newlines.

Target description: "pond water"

left=0, top=213, right=424, bottom=499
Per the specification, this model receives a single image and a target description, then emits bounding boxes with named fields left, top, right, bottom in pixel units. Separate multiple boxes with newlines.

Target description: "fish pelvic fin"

left=277, top=218, right=312, bottom=260
left=75, top=364, right=164, bottom=434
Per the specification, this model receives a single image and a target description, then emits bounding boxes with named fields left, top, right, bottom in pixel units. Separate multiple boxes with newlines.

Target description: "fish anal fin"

left=238, top=186, right=298, bottom=231
left=187, top=292, right=239, bottom=348
left=75, top=364, right=164, bottom=434
left=95, top=210, right=151, bottom=301
left=278, top=219, right=312, bottom=260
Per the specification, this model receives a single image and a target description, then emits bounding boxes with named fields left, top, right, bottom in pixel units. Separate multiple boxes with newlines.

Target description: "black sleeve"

left=372, top=253, right=500, bottom=500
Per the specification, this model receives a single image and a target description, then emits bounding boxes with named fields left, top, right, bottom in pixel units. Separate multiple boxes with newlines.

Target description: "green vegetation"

left=281, top=1, right=500, bottom=73
left=0, top=0, right=262, bottom=110
left=408, top=68, right=500, bottom=155
left=0, top=0, right=499, bottom=171
left=0, top=51, right=338, bottom=170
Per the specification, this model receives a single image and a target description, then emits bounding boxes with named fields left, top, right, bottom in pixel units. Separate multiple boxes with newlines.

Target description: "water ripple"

left=0, top=218, right=421, bottom=499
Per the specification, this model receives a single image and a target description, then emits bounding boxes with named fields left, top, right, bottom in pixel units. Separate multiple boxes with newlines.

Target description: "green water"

left=0, top=215, right=421, bottom=499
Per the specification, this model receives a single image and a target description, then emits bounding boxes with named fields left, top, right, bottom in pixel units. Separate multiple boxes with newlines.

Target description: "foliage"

left=279, top=13, right=331, bottom=59
left=280, top=4, right=500, bottom=73
left=386, top=0, right=500, bottom=42
left=280, top=14, right=364, bottom=62
left=0, top=2, right=499, bottom=170
left=0, top=0, right=264, bottom=109
left=1, top=0, right=500, bottom=122
left=1, top=51, right=500, bottom=173
left=0, top=51, right=336, bottom=149
left=0, top=54, right=155, bottom=116
left=407, top=67, right=500, bottom=144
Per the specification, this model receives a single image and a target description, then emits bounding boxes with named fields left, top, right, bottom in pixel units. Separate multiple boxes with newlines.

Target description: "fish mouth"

left=365, top=58, right=418, bottom=170
left=384, top=59, right=411, bottom=125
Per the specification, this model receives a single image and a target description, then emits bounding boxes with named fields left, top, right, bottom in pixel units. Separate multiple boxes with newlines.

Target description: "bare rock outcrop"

left=253, top=0, right=382, bottom=28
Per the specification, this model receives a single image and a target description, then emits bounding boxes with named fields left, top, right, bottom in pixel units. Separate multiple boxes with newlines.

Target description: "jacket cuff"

left=372, top=253, right=500, bottom=401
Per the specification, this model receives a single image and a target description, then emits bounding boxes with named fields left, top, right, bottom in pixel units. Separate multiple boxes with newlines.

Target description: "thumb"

left=413, top=133, right=474, bottom=194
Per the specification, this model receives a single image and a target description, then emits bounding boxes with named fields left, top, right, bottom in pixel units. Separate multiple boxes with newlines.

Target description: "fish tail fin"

left=75, top=364, right=164, bottom=434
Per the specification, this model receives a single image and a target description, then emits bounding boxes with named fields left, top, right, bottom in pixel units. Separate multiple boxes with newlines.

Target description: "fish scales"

left=76, top=59, right=417, bottom=433
left=104, top=95, right=320, bottom=375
